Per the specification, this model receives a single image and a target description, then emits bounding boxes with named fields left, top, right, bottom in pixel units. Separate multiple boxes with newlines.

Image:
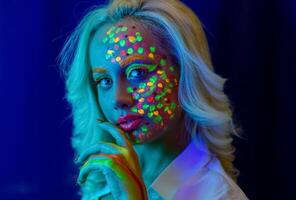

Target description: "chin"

left=128, top=125, right=169, bottom=145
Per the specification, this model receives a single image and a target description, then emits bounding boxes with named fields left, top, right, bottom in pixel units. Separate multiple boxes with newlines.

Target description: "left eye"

left=127, top=68, right=148, bottom=80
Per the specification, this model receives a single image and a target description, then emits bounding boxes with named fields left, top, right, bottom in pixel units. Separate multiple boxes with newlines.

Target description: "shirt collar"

left=150, top=133, right=212, bottom=199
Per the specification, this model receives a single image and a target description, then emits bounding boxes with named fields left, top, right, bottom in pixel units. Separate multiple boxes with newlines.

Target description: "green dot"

left=139, top=82, right=146, bottom=89
left=143, top=104, right=149, bottom=110
left=150, top=46, right=156, bottom=53
left=169, top=66, right=175, bottom=72
left=155, top=96, right=161, bottom=101
left=108, top=32, right=114, bottom=38
left=134, top=93, right=140, bottom=100
left=119, top=40, right=126, bottom=47
left=149, top=105, right=156, bottom=112
left=102, top=37, right=108, bottom=43
left=160, top=59, right=167, bottom=66
left=135, top=32, right=141, bottom=36
left=127, top=86, right=133, bottom=93
left=137, top=47, right=144, bottom=54
left=141, top=125, right=148, bottom=132
left=127, top=48, right=134, bottom=54
left=164, top=106, right=169, bottom=112
left=157, top=103, right=163, bottom=109
left=150, top=85, right=156, bottom=91
left=168, top=83, right=173, bottom=88
left=155, top=115, right=162, bottom=123
left=149, top=76, right=157, bottom=83
left=131, top=107, right=138, bottom=113
left=121, top=27, right=128, bottom=32
left=169, top=114, right=175, bottom=119
left=136, top=36, right=143, bottom=42
left=148, top=112, right=153, bottom=118
left=170, top=102, right=177, bottom=109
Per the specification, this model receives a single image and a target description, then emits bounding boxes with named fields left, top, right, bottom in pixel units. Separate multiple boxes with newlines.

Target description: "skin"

left=78, top=18, right=187, bottom=200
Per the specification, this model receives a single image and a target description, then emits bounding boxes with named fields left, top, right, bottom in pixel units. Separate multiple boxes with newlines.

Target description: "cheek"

left=129, top=69, right=179, bottom=130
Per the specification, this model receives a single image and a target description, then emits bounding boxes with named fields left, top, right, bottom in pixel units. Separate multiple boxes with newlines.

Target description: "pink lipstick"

left=118, top=114, right=143, bottom=132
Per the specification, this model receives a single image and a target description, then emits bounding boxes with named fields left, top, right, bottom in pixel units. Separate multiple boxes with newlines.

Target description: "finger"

left=98, top=122, right=131, bottom=147
left=76, top=142, right=123, bottom=164
left=78, top=154, right=128, bottom=185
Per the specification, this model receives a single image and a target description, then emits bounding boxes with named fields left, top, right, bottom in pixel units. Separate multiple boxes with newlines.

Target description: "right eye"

left=96, top=77, right=113, bottom=89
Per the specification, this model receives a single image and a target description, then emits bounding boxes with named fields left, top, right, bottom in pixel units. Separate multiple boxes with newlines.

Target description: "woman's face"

left=89, top=20, right=182, bottom=144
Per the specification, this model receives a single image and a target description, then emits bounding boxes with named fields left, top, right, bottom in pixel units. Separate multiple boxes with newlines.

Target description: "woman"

left=60, top=0, right=249, bottom=199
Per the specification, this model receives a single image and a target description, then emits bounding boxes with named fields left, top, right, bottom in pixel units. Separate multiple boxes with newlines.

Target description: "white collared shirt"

left=148, top=135, right=249, bottom=200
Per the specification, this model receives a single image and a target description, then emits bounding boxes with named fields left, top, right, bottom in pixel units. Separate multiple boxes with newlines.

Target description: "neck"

left=133, top=121, right=188, bottom=188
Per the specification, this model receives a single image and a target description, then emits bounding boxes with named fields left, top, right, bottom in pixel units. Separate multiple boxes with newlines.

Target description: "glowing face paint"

left=92, top=22, right=181, bottom=144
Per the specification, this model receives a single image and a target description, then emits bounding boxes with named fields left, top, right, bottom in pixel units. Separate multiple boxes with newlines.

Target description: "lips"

left=117, top=114, right=143, bottom=132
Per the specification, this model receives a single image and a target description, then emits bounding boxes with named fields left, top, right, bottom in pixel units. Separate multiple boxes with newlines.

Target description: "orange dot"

left=114, top=37, right=120, bottom=43
left=165, top=78, right=170, bottom=83
left=167, top=89, right=172, bottom=94
left=157, top=70, right=163, bottom=75
left=147, top=82, right=153, bottom=86
left=138, top=88, right=145, bottom=93
left=157, top=83, right=163, bottom=88
left=148, top=53, right=154, bottom=59
left=128, top=36, right=136, bottom=43
left=168, top=110, right=172, bottom=115
left=153, top=111, right=159, bottom=116
left=138, top=109, right=145, bottom=115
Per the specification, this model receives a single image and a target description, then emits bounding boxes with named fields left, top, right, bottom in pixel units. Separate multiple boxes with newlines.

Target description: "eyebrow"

left=92, top=67, right=108, bottom=74
left=92, top=54, right=155, bottom=74
left=119, top=54, right=154, bottom=68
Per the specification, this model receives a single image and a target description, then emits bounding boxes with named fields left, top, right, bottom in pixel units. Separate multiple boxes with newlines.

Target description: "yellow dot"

left=107, top=50, right=114, bottom=55
left=116, top=56, right=121, bottom=62
left=157, top=83, right=163, bottom=88
left=114, top=37, right=120, bottom=43
left=129, top=36, right=136, bottom=43
left=139, top=98, right=145, bottom=103
left=147, top=82, right=153, bottom=86
left=148, top=53, right=154, bottom=59
left=168, top=110, right=172, bottom=115
left=165, top=78, right=170, bottom=83
left=157, top=70, right=163, bottom=75
left=138, top=88, right=145, bottom=93
left=153, top=111, right=159, bottom=116
left=138, top=109, right=145, bottom=115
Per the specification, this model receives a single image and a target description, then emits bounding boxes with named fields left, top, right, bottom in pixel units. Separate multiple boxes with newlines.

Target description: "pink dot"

left=120, top=50, right=126, bottom=56
left=133, top=43, right=139, bottom=49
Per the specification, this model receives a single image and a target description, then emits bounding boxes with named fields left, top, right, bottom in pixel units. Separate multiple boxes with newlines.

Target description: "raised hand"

left=76, top=122, right=148, bottom=200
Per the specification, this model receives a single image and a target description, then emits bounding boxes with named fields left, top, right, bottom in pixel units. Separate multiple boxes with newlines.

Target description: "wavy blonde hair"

left=60, top=0, right=243, bottom=195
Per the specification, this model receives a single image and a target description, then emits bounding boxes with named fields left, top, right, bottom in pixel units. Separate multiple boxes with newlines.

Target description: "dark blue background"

left=1, top=0, right=295, bottom=199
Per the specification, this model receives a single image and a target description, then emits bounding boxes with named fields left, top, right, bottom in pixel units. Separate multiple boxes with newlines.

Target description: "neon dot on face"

left=136, top=36, right=143, bottom=42
left=148, top=53, right=154, bottom=59
left=119, top=40, right=126, bottom=47
left=137, top=47, right=144, bottom=54
left=150, top=46, right=156, bottom=53
left=114, top=37, right=120, bottom=43
left=127, top=48, right=134, bottom=54
left=121, top=26, right=128, bottom=31
left=116, top=56, right=121, bottom=62
left=128, top=36, right=136, bottom=43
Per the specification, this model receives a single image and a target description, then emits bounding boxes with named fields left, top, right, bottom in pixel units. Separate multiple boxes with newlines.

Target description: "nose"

left=112, top=79, right=133, bottom=110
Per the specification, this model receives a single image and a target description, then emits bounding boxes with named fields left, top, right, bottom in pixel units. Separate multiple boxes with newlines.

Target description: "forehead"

left=89, top=19, right=167, bottom=69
